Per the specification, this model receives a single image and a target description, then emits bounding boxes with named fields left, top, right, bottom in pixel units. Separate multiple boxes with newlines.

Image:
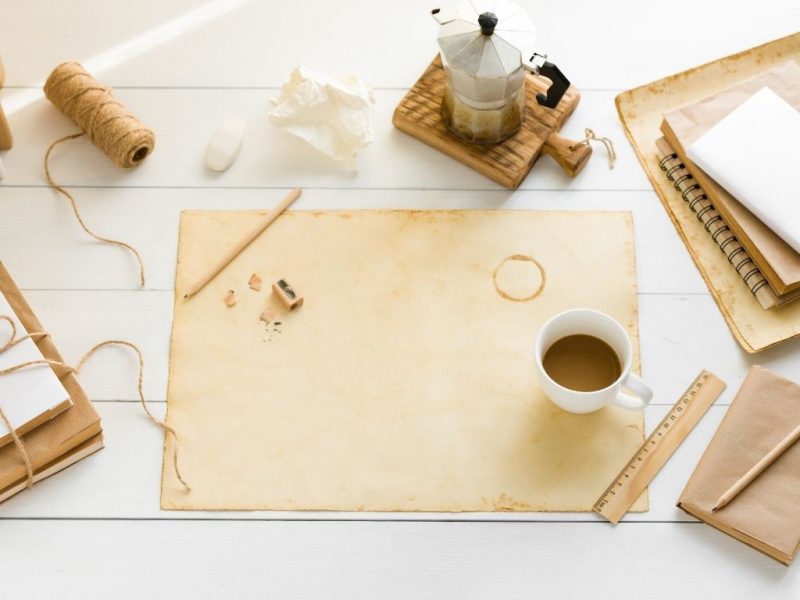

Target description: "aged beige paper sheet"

left=162, top=210, right=646, bottom=512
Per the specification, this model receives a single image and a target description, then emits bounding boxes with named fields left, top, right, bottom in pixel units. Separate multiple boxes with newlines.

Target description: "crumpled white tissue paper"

left=268, top=66, right=375, bottom=169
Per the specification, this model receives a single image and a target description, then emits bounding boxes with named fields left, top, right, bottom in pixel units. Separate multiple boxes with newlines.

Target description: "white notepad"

left=0, top=291, right=72, bottom=446
left=687, top=86, right=800, bottom=254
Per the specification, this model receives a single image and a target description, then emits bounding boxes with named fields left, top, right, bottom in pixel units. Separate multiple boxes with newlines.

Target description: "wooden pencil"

left=712, top=422, right=800, bottom=511
left=183, top=187, right=302, bottom=299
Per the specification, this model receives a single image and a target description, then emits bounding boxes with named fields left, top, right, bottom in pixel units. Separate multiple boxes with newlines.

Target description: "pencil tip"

left=711, top=505, right=720, bottom=513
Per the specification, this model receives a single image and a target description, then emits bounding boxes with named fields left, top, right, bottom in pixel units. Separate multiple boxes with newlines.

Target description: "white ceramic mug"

left=534, top=309, right=653, bottom=414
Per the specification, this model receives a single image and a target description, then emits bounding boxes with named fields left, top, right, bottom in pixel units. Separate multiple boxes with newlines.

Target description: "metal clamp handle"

left=533, top=58, right=571, bottom=109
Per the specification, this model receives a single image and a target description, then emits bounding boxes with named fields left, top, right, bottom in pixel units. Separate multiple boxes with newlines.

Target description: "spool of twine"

left=44, top=61, right=154, bottom=168
left=42, top=61, right=154, bottom=286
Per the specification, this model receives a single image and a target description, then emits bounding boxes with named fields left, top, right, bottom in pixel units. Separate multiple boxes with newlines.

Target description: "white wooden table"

left=1, top=1, right=799, bottom=597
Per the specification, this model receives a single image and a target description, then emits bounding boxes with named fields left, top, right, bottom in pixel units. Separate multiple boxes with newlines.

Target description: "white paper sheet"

left=268, top=66, right=374, bottom=169
left=687, top=86, right=800, bottom=254
left=0, top=292, right=71, bottom=440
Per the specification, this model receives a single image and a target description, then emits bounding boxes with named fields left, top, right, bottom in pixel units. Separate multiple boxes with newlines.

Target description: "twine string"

left=571, top=128, right=617, bottom=169
left=0, top=409, right=34, bottom=490
left=75, top=340, right=191, bottom=491
left=0, top=317, right=190, bottom=492
left=0, top=316, right=62, bottom=490
left=44, top=134, right=146, bottom=287
left=44, top=133, right=145, bottom=287
left=44, top=61, right=155, bottom=169
left=42, top=60, right=156, bottom=287
left=1, top=314, right=49, bottom=353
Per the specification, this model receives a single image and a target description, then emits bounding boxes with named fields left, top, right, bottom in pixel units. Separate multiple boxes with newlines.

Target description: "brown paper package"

left=0, top=262, right=103, bottom=496
left=678, top=366, right=800, bottom=565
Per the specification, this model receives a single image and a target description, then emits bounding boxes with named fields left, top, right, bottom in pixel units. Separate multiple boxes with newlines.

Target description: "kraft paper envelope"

left=162, top=210, right=647, bottom=512
left=616, top=33, right=800, bottom=352
left=678, top=366, right=800, bottom=565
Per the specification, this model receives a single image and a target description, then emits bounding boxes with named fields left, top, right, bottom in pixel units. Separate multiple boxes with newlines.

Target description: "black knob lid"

left=478, top=11, right=498, bottom=35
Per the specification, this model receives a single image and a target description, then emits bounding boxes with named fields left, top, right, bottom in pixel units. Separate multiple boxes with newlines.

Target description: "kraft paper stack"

left=616, top=32, right=800, bottom=352
left=0, top=262, right=103, bottom=503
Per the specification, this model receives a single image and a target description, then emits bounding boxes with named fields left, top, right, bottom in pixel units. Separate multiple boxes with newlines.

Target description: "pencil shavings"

left=224, top=290, right=237, bottom=307
left=248, top=273, right=263, bottom=291
left=260, top=308, right=276, bottom=324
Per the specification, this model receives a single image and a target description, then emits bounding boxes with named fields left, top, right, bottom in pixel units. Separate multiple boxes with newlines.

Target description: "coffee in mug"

left=542, top=334, right=622, bottom=392
left=534, top=309, right=653, bottom=414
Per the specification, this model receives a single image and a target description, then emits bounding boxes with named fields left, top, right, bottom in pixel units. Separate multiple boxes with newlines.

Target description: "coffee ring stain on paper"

left=493, top=254, right=546, bottom=302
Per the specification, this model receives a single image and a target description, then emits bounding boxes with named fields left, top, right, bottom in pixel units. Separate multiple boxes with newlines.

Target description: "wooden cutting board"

left=392, top=56, right=590, bottom=189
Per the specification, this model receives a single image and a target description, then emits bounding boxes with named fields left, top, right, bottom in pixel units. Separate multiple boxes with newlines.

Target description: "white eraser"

left=0, top=156, right=5, bottom=181
left=205, top=118, right=245, bottom=172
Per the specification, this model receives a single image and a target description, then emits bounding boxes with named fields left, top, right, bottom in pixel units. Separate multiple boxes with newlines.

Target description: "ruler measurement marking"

left=592, top=370, right=726, bottom=523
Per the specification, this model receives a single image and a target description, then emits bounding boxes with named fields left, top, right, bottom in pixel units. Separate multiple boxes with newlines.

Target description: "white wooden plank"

left=0, top=400, right=725, bottom=522
left=16, top=291, right=173, bottom=402
left=0, top=519, right=795, bottom=600
left=0, top=88, right=647, bottom=190
left=6, top=288, right=798, bottom=405
left=0, top=188, right=702, bottom=292
left=639, top=293, right=800, bottom=406
left=1, top=0, right=796, bottom=91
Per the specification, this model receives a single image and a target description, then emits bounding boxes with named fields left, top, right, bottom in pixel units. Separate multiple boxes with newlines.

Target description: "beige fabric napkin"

left=678, top=365, right=800, bottom=564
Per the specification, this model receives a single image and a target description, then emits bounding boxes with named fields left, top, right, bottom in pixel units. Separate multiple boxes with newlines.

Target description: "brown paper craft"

left=616, top=32, right=800, bottom=352
left=661, top=61, right=800, bottom=297
left=162, top=210, right=646, bottom=512
left=678, top=366, right=800, bottom=565
left=0, top=263, right=103, bottom=499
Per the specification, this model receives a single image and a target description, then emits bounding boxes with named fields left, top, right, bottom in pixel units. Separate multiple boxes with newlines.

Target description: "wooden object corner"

left=392, top=56, right=590, bottom=189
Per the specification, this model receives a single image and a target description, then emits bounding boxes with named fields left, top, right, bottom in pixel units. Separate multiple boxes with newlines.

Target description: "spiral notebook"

left=661, top=61, right=800, bottom=297
left=616, top=32, right=800, bottom=352
left=655, top=138, right=800, bottom=310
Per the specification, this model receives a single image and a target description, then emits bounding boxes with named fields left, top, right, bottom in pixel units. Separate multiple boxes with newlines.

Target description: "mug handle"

left=611, top=373, right=653, bottom=411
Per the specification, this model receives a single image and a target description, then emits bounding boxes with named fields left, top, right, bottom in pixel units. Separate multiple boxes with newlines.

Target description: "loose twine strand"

left=571, top=128, right=617, bottom=169
left=0, top=316, right=190, bottom=491
left=43, top=60, right=156, bottom=287
left=44, top=135, right=146, bottom=287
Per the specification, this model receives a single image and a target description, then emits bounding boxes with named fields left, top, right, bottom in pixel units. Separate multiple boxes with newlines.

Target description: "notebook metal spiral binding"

left=658, top=153, right=770, bottom=297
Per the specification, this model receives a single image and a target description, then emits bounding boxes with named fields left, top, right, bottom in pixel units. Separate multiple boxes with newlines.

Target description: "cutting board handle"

left=542, top=131, right=591, bottom=178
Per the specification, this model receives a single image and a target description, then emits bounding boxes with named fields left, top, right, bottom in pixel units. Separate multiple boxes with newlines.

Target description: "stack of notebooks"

left=0, top=262, right=103, bottom=503
left=679, top=366, right=800, bottom=565
left=655, top=61, right=800, bottom=311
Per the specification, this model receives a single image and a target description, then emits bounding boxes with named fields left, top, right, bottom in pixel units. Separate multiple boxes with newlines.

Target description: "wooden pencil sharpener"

left=272, top=279, right=303, bottom=310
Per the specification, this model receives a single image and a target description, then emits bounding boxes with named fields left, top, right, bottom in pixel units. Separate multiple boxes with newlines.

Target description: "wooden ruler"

left=593, top=370, right=726, bottom=524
